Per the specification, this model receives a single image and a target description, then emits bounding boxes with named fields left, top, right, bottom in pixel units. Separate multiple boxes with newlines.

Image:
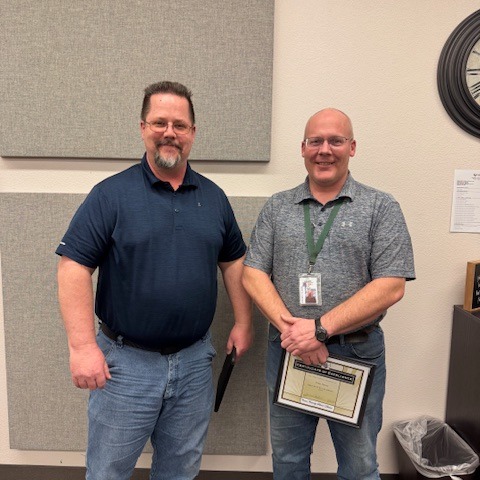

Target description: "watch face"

left=315, top=321, right=328, bottom=342
left=317, top=331, right=327, bottom=342
left=466, top=38, right=480, bottom=105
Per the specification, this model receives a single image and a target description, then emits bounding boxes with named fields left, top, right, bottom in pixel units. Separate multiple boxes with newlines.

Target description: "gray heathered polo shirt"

left=244, top=174, right=415, bottom=322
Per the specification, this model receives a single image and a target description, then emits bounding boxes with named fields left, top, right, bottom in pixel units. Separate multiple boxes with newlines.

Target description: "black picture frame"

left=274, top=351, right=375, bottom=428
left=437, top=9, right=480, bottom=138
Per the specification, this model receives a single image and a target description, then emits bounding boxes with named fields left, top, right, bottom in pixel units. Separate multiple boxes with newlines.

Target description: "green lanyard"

left=303, top=199, right=345, bottom=274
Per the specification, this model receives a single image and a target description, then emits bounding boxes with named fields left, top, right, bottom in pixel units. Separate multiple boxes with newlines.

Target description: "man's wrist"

left=233, top=319, right=253, bottom=327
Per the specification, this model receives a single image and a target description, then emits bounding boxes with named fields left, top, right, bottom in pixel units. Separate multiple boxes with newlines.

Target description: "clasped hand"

left=280, top=314, right=329, bottom=365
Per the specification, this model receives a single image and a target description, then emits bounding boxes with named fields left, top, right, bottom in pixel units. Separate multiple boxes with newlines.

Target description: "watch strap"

left=314, top=317, right=329, bottom=342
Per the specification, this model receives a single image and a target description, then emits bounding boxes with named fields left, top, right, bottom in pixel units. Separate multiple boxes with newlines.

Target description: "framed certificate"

left=274, top=351, right=375, bottom=428
left=464, top=260, right=480, bottom=312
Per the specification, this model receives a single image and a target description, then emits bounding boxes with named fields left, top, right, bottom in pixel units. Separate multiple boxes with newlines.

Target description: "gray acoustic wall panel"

left=0, top=1, right=274, bottom=161
left=0, top=193, right=268, bottom=455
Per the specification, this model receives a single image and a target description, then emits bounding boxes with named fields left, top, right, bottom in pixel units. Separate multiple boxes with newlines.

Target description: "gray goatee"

left=154, top=141, right=183, bottom=169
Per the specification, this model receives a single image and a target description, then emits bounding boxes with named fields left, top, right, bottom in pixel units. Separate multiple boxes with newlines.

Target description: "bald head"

left=304, top=108, right=354, bottom=140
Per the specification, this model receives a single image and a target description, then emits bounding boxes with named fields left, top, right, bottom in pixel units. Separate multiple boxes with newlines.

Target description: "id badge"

left=299, top=273, right=322, bottom=306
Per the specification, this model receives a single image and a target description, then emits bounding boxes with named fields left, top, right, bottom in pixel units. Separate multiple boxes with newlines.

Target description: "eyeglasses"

left=304, top=136, right=352, bottom=148
left=144, top=120, right=193, bottom=135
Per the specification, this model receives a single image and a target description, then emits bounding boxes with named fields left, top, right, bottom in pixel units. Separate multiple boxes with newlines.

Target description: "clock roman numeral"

left=469, top=81, right=480, bottom=99
left=467, top=68, right=480, bottom=75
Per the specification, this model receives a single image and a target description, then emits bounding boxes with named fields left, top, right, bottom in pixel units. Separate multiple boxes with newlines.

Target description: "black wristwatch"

left=314, top=317, right=329, bottom=342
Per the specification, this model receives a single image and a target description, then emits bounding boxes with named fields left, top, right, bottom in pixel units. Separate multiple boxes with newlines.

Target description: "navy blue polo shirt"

left=56, top=155, right=246, bottom=348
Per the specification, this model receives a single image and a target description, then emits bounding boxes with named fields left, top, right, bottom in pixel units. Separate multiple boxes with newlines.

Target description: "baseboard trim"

left=0, top=465, right=399, bottom=479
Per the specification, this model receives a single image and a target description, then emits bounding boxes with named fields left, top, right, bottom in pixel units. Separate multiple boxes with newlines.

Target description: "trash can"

left=393, top=416, right=479, bottom=479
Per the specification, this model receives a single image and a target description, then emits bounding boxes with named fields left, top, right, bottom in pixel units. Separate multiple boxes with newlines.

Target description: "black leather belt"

left=100, top=322, right=191, bottom=355
left=326, top=324, right=377, bottom=345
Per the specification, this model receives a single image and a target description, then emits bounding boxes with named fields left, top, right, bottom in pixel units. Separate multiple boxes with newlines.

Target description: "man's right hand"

left=298, top=343, right=329, bottom=366
left=69, top=343, right=111, bottom=390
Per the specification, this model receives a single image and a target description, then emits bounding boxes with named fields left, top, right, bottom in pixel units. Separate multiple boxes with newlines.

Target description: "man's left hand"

left=280, top=314, right=321, bottom=356
left=226, top=322, right=254, bottom=360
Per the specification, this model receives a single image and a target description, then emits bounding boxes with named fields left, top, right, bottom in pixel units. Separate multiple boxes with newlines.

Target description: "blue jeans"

left=86, top=330, right=216, bottom=480
left=267, top=325, right=386, bottom=480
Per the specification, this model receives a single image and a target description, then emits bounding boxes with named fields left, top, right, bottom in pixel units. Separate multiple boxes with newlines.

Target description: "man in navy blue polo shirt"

left=56, top=81, right=253, bottom=480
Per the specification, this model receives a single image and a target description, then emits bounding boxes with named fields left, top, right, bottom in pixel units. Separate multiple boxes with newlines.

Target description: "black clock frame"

left=437, top=9, right=480, bottom=138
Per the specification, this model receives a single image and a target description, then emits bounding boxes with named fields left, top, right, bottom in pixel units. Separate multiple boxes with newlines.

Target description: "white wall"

left=1, top=0, right=479, bottom=474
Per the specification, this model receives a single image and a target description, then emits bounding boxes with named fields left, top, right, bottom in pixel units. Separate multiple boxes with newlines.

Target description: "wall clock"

left=437, top=9, right=480, bottom=138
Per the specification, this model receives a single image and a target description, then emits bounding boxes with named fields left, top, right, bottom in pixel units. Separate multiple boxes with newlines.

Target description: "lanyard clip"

left=307, top=263, right=314, bottom=275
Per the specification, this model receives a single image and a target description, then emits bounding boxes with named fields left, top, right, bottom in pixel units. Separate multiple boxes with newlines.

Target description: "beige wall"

left=1, top=0, right=479, bottom=474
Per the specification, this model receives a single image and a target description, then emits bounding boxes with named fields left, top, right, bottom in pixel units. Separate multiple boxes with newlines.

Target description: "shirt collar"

left=293, top=173, right=355, bottom=205
left=141, top=154, right=199, bottom=190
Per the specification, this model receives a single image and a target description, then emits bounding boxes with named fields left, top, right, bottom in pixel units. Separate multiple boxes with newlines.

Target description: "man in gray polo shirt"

left=242, top=108, right=415, bottom=480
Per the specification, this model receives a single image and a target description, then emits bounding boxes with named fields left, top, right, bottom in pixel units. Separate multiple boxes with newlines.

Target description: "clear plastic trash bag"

left=393, top=416, right=479, bottom=478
